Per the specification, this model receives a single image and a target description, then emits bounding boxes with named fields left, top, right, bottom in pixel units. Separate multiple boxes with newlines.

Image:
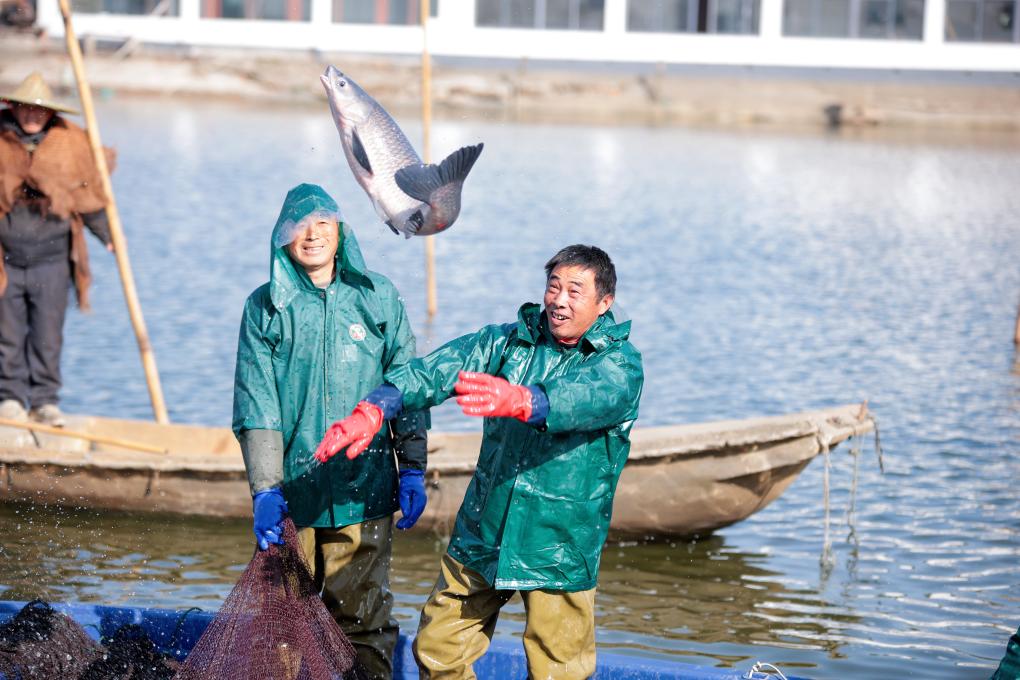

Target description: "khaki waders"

left=413, top=553, right=597, bottom=680
left=297, top=517, right=398, bottom=680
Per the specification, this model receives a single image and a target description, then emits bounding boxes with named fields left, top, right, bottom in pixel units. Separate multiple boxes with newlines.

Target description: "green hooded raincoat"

left=233, top=184, right=425, bottom=528
left=384, top=303, right=643, bottom=591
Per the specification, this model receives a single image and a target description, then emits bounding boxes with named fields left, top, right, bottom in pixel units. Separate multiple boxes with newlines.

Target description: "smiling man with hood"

left=231, top=183, right=428, bottom=679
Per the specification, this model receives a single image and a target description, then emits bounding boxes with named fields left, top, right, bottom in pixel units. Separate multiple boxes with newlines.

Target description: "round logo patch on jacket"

left=349, top=323, right=367, bottom=341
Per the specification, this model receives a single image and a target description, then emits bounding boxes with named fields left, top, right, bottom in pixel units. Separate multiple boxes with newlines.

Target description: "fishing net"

left=80, top=624, right=179, bottom=680
left=0, top=599, right=180, bottom=680
left=173, top=518, right=368, bottom=680
left=0, top=599, right=101, bottom=678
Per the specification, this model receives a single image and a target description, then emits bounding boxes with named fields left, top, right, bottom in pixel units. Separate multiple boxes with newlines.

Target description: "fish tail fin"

left=395, top=143, right=484, bottom=203
left=438, top=143, right=484, bottom=186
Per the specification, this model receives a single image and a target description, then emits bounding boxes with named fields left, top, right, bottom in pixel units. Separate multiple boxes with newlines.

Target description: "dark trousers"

left=0, top=260, right=70, bottom=408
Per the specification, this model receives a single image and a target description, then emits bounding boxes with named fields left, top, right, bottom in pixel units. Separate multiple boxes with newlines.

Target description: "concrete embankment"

left=2, top=29, right=1019, bottom=131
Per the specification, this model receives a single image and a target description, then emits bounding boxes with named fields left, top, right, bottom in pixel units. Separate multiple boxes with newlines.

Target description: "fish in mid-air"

left=320, top=65, right=483, bottom=238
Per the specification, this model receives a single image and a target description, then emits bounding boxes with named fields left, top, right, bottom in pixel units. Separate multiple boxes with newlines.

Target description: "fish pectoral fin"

left=394, top=164, right=442, bottom=203
left=385, top=220, right=401, bottom=236
left=394, top=143, right=484, bottom=203
left=351, top=129, right=373, bottom=175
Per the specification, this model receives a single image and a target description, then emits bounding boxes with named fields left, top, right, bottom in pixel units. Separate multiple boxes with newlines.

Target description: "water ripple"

left=2, top=100, right=1019, bottom=679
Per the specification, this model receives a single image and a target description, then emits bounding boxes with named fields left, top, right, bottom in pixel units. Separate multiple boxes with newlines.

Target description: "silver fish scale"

left=356, top=105, right=425, bottom=226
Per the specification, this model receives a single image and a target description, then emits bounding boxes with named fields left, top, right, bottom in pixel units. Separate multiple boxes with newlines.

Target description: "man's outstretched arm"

left=315, top=323, right=514, bottom=462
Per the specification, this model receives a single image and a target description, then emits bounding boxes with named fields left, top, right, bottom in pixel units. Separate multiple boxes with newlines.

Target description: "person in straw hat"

left=0, top=71, right=114, bottom=427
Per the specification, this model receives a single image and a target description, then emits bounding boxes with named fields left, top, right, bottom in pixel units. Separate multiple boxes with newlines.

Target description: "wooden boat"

left=0, top=404, right=873, bottom=538
left=0, top=600, right=809, bottom=679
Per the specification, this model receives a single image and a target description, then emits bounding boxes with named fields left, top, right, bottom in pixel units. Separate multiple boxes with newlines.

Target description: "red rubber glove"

left=454, top=371, right=532, bottom=422
left=314, top=401, right=384, bottom=462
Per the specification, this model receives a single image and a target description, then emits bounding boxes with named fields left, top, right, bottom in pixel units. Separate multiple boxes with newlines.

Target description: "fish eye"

left=339, top=80, right=346, bottom=88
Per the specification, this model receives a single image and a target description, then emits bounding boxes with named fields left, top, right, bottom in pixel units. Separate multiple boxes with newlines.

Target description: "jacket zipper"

left=495, top=337, right=539, bottom=583
left=322, top=289, right=337, bottom=528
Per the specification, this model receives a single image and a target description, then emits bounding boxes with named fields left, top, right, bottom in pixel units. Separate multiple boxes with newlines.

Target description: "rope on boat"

left=869, top=414, right=884, bottom=473
left=846, top=444, right=860, bottom=549
left=817, top=432, right=834, bottom=569
left=744, top=661, right=789, bottom=679
left=817, top=405, right=879, bottom=568
left=168, top=607, right=203, bottom=652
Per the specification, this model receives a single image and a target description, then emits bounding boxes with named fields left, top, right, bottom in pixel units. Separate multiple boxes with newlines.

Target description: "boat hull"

left=0, top=600, right=810, bottom=679
left=0, top=405, right=873, bottom=538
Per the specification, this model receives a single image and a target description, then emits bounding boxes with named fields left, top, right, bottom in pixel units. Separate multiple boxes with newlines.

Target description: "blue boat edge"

left=0, top=600, right=809, bottom=680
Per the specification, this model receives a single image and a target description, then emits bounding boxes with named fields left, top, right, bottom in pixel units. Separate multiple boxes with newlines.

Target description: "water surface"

left=2, top=97, right=1019, bottom=679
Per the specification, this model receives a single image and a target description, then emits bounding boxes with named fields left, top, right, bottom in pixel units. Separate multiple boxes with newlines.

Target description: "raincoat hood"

left=269, top=183, right=369, bottom=310
left=517, top=303, right=631, bottom=354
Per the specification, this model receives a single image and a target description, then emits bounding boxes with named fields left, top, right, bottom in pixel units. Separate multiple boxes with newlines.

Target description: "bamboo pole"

left=1015, top=295, right=1020, bottom=345
left=421, top=0, right=437, bottom=318
left=0, top=417, right=168, bottom=453
left=56, top=0, right=170, bottom=424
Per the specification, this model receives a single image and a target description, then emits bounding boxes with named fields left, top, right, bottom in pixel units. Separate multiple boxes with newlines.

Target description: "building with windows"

left=37, top=0, right=1019, bottom=71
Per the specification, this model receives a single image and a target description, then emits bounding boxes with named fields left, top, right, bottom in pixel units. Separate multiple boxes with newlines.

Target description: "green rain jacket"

left=991, top=626, right=1020, bottom=680
left=232, top=184, right=426, bottom=528
left=385, top=303, right=643, bottom=591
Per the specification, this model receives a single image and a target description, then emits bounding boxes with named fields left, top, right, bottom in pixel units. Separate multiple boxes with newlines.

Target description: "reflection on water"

left=0, top=503, right=248, bottom=607
left=1, top=97, right=1019, bottom=678
left=0, top=502, right=856, bottom=674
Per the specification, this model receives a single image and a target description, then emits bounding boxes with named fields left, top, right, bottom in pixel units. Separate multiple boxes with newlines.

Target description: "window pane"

left=259, top=0, right=284, bottom=20
left=628, top=0, right=660, bottom=29
left=387, top=0, right=412, bottom=24
left=578, top=0, right=605, bottom=28
left=819, top=0, right=851, bottom=35
left=206, top=0, right=305, bottom=18
left=508, top=0, right=536, bottom=25
left=476, top=0, right=599, bottom=29
left=547, top=0, right=571, bottom=27
left=221, top=0, right=244, bottom=17
left=982, top=0, right=1014, bottom=40
left=336, top=0, right=374, bottom=22
left=477, top=0, right=534, bottom=26
left=628, top=0, right=691, bottom=31
left=945, top=0, right=979, bottom=38
left=783, top=0, right=850, bottom=34
left=715, top=0, right=758, bottom=32
left=783, top=0, right=815, bottom=34
left=860, top=0, right=892, bottom=36
left=476, top=0, right=500, bottom=23
left=894, top=0, right=924, bottom=38
left=79, top=0, right=179, bottom=14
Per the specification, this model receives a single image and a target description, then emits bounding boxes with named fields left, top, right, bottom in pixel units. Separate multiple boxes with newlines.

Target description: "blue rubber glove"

left=364, top=384, right=404, bottom=419
left=396, top=469, right=427, bottom=530
left=253, top=488, right=288, bottom=550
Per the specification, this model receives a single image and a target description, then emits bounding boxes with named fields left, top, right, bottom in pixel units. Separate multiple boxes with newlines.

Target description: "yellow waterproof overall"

left=413, top=553, right=596, bottom=680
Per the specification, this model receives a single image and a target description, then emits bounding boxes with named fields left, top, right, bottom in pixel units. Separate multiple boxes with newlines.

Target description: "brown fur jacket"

left=0, top=114, right=115, bottom=310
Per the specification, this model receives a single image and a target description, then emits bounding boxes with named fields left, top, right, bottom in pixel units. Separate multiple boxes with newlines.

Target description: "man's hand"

left=314, top=401, right=384, bottom=462
left=454, top=371, right=533, bottom=422
left=252, top=488, right=288, bottom=550
left=396, top=469, right=427, bottom=530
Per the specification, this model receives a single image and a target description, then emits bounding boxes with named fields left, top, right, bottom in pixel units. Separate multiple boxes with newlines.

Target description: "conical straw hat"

left=1, top=72, right=79, bottom=115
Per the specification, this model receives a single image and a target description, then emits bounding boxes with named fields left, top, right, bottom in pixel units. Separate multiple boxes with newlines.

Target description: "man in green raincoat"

left=316, top=244, right=643, bottom=680
left=232, top=183, right=429, bottom=680
left=991, top=626, right=1020, bottom=680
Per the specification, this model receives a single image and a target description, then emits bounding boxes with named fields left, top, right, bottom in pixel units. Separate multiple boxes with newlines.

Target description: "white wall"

left=35, top=0, right=1020, bottom=72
